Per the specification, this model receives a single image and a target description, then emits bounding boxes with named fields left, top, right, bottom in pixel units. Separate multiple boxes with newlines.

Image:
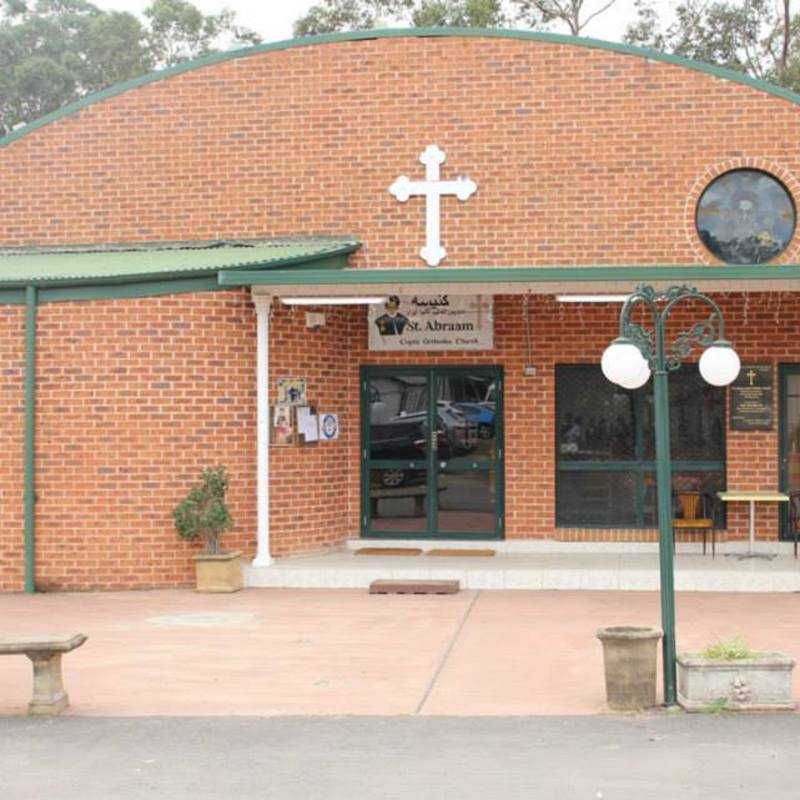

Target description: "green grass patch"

left=702, top=697, right=730, bottom=714
left=699, top=635, right=758, bottom=660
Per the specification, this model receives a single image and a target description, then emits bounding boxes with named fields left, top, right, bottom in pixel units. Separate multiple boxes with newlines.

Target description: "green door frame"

left=778, top=363, right=800, bottom=539
left=360, top=364, right=504, bottom=540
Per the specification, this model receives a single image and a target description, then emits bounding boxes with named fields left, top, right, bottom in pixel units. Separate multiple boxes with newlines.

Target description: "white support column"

left=253, top=293, right=273, bottom=567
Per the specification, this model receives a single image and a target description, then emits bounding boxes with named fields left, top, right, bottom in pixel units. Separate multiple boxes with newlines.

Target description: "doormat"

left=355, top=547, right=423, bottom=556
left=426, top=549, right=496, bottom=557
left=369, top=579, right=460, bottom=595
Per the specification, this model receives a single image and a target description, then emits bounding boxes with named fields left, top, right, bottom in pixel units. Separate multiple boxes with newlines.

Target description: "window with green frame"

left=555, top=365, right=726, bottom=528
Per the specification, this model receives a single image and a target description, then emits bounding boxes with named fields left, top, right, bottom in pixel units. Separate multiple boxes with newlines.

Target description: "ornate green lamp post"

left=601, top=285, right=740, bottom=706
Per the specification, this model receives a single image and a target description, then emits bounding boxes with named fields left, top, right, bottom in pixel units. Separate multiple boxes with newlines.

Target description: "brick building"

left=3, top=28, right=800, bottom=592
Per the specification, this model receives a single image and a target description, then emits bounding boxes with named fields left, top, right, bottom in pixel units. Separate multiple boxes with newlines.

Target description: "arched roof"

left=3, top=26, right=800, bottom=148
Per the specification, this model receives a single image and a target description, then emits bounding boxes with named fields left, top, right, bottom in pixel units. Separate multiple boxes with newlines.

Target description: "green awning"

left=0, top=238, right=360, bottom=288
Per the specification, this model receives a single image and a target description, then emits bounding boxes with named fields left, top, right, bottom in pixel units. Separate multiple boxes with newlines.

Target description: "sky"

left=93, top=0, right=679, bottom=44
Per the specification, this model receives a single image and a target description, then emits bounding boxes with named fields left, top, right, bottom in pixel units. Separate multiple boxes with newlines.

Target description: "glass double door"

left=362, top=366, right=503, bottom=539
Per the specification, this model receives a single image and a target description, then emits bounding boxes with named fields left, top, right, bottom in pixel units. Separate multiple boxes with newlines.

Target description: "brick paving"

left=1, top=588, right=798, bottom=716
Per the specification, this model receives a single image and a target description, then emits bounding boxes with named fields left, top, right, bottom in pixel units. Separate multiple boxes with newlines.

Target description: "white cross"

left=389, top=144, right=477, bottom=267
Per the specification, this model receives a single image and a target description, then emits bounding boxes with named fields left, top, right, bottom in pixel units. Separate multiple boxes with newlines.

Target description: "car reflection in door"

left=370, top=387, right=477, bottom=489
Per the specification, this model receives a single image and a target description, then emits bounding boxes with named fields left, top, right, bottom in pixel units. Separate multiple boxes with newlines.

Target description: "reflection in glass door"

left=434, top=371, right=500, bottom=534
left=780, top=366, right=800, bottom=539
left=362, top=366, right=503, bottom=539
left=365, top=370, right=430, bottom=534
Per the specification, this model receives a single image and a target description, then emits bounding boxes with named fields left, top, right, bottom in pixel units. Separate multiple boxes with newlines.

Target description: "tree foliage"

left=0, top=0, right=260, bottom=136
left=173, top=466, right=234, bottom=555
left=625, top=0, right=800, bottom=91
left=293, top=0, right=625, bottom=36
left=293, top=0, right=508, bottom=36
left=412, top=0, right=508, bottom=27
left=144, top=0, right=260, bottom=68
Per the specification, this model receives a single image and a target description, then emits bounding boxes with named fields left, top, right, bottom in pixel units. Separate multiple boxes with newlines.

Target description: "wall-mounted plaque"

left=730, top=364, right=773, bottom=431
left=276, top=378, right=307, bottom=406
left=318, top=413, right=340, bottom=441
left=368, top=294, right=493, bottom=351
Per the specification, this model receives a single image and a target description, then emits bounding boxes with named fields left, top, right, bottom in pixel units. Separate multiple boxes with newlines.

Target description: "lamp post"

left=601, top=285, right=740, bottom=706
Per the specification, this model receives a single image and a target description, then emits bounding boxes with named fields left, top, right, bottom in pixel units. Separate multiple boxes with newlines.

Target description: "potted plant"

left=677, top=636, right=795, bottom=712
left=173, top=467, right=242, bottom=593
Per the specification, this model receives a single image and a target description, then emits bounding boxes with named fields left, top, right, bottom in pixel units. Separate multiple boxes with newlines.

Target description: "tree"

left=144, top=0, right=260, bottom=69
left=82, top=11, right=152, bottom=92
left=624, top=0, right=800, bottom=91
left=411, top=0, right=508, bottom=27
left=293, top=0, right=619, bottom=37
left=515, top=0, right=620, bottom=36
left=293, top=0, right=509, bottom=36
left=294, top=0, right=410, bottom=36
left=0, top=0, right=261, bottom=136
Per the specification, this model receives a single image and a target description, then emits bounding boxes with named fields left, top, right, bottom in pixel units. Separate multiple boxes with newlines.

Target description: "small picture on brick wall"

left=276, top=378, right=307, bottom=406
left=271, top=404, right=297, bottom=446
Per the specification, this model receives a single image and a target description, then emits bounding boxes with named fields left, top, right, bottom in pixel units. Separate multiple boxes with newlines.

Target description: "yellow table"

left=717, top=491, right=789, bottom=559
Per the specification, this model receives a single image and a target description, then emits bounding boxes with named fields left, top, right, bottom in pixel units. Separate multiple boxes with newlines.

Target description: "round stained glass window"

left=696, top=169, right=796, bottom=264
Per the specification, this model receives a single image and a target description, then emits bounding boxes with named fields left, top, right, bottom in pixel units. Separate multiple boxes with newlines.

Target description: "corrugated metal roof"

left=0, top=239, right=359, bottom=287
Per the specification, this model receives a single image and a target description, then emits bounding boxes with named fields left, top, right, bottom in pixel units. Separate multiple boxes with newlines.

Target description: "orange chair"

left=673, top=491, right=716, bottom=557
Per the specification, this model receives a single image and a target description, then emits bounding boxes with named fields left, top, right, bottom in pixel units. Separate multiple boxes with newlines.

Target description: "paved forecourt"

left=1, top=588, right=800, bottom=716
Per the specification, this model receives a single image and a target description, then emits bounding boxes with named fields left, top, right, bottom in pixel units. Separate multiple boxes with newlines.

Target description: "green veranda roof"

left=0, top=238, right=359, bottom=288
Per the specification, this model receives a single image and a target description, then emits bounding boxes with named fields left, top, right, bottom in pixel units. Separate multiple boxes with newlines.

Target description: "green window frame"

left=555, top=364, right=727, bottom=529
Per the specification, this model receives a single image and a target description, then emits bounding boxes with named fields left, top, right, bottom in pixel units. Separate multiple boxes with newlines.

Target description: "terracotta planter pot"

left=194, top=551, right=243, bottom=593
left=597, top=626, right=662, bottom=711
left=677, top=653, right=796, bottom=712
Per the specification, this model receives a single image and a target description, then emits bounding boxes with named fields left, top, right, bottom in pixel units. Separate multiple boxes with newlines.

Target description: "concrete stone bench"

left=0, top=634, right=87, bottom=715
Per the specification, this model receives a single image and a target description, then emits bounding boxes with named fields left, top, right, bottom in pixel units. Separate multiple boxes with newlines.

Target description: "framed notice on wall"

left=297, top=406, right=319, bottom=444
left=730, top=365, right=773, bottom=431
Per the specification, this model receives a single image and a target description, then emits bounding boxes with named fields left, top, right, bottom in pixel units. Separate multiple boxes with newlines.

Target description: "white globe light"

left=601, top=339, right=647, bottom=386
left=617, top=359, right=652, bottom=390
left=699, top=341, right=741, bottom=387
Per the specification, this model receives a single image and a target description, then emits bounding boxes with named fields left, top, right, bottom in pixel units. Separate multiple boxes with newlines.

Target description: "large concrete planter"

left=597, top=626, right=662, bottom=711
left=677, top=653, right=796, bottom=712
left=194, top=551, right=243, bottom=593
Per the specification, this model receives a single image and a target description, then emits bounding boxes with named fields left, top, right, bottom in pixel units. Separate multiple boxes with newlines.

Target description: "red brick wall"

left=1, top=288, right=798, bottom=591
left=3, top=36, right=800, bottom=268
left=523, top=291, right=795, bottom=543
left=0, top=293, right=365, bottom=590
left=341, top=292, right=799, bottom=546
left=267, top=302, right=360, bottom=557
left=0, top=306, right=25, bottom=591
left=32, top=290, right=257, bottom=591
left=3, top=34, right=800, bottom=588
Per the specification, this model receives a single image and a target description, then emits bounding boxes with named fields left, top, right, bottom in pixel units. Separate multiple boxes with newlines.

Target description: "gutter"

left=218, top=264, right=800, bottom=287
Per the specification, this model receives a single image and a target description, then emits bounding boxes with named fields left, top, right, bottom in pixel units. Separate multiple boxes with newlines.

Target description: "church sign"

left=368, top=295, right=493, bottom=351
left=730, top=364, right=773, bottom=431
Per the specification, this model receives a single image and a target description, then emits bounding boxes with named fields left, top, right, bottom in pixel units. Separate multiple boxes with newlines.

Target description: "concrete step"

left=344, top=538, right=800, bottom=555
left=244, top=551, right=800, bottom=593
